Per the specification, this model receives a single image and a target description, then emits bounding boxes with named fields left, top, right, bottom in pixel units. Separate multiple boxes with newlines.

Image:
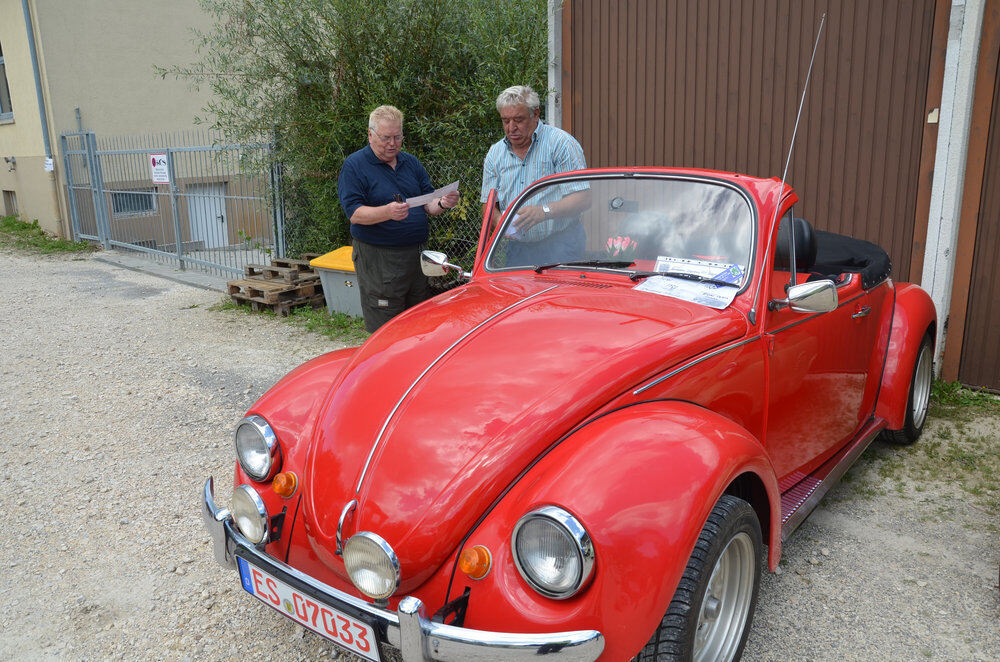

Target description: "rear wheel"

left=638, top=495, right=761, bottom=662
left=882, top=333, right=933, bottom=445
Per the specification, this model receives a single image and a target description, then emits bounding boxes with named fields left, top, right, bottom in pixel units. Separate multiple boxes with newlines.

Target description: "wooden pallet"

left=227, top=278, right=321, bottom=304
left=245, top=263, right=319, bottom=283
left=226, top=253, right=327, bottom=315
left=270, top=257, right=316, bottom=273
left=229, top=291, right=326, bottom=317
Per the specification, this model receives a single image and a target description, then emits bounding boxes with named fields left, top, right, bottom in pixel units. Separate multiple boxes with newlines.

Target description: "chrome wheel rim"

left=911, top=343, right=932, bottom=430
left=694, top=532, right=755, bottom=662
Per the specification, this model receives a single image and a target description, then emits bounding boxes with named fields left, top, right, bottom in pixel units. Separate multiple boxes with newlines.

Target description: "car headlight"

left=512, top=505, right=595, bottom=599
left=234, top=415, right=281, bottom=481
left=231, top=484, right=269, bottom=544
left=343, top=532, right=400, bottom=600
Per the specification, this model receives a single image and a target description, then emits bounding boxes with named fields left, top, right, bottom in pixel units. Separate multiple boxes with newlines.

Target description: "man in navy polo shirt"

left=338, top=105, right=459, bottom=332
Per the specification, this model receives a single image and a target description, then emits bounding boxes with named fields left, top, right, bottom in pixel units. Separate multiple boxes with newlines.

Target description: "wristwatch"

left=542, top=204, right=551, bottom=219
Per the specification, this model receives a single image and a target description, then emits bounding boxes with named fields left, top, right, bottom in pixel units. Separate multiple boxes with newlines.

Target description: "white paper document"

left=634, top=258, right=743, bottom=309
left=633, top=275, right=740, bottom=309
left=505, top=214, right=523, bottom=238
left=653, top=256, right=742, bottom=284
left=406, top=181, right=459, bottom=208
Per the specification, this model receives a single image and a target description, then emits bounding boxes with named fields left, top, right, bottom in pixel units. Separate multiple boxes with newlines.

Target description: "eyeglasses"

left=371, top=129, right=404, bottom=144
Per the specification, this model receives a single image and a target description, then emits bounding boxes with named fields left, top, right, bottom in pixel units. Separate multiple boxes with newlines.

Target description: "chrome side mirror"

left=785, top=279, right=837, bottom=313
left=421, top=250, right=471, bottom=280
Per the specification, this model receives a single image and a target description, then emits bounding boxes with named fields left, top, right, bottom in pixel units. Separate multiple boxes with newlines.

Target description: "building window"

left=111, top=189, right=157, bottom=217
left=0, top=40, right=13, bottom=122
left=2, top=190, right=17, bottom=217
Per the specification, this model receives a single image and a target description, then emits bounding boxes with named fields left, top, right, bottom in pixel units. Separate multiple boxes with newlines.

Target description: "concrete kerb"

left=92, top=251, right=230, bottom=292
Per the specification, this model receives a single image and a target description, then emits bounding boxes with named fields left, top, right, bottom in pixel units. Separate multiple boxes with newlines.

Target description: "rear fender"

left=454, top=400, right=779, bottom=661
left=875, top=283, right=936, bottom=429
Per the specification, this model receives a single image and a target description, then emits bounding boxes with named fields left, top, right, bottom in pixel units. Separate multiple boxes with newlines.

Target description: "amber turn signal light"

left=272, top=471, right=298, bottom=498
left=458, top=545, right=492, bottom=580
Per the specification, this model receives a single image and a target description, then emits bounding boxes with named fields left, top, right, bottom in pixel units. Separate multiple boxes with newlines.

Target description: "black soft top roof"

left=811, top=229, right=892, bottom=289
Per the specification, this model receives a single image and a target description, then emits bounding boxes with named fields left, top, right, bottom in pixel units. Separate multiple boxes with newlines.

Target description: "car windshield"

left=486, top=175, right=754, bottom=287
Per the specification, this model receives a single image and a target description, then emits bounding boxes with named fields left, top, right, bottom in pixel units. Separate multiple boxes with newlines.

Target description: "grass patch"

left=0, top=215, right=96, bottom=254
left=290, top=305, right=369, bottom=345
left=829, top=381, right=1000, bottom=515
left=212, top=298, right=370, bottom=346
left=870, top=423, right=999, bottom=514
left=929, top=380, right=1000, bottom=421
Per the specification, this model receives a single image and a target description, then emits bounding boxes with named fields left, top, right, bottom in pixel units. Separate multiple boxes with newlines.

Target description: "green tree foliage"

left=167, top=0, right=548, bottom=259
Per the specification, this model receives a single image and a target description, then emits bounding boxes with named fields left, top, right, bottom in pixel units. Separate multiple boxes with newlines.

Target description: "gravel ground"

left=1, top=250, right=997, bottom=661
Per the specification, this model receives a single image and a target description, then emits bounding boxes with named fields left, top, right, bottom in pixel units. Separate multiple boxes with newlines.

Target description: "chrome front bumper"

left=202, top=477, right=604, bottom=662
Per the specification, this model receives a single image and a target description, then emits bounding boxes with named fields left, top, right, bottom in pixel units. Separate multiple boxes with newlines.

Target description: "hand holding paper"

left=407, top=181, right=460, bottom=208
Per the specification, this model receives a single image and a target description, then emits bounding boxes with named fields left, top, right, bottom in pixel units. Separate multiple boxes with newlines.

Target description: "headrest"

left=775, top=216, right=817, bottom=272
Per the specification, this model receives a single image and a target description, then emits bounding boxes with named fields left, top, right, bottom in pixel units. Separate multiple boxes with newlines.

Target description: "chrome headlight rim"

left=233, top=414, right=281, bottom=482
left=232, top=484, right=269, bottom=545
left=512, top=505, right=595, bottom=600
left=343, top=531, right=401, bottom=601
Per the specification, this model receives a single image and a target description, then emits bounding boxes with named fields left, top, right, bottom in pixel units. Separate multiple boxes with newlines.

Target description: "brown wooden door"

left=959, top=44, right=1000, bottom=391
left=561, top=0, right=942, bottom=283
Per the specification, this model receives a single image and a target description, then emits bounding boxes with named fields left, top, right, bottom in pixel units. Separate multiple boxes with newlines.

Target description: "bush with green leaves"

left=165, top=0, right=549, bottom=262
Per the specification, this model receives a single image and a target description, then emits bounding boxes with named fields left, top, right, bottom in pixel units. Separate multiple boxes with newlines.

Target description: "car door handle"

left=852, top=305, right=871, bottom=319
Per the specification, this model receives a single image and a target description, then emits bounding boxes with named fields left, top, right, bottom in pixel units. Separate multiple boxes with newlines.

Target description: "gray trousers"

left=351, top=239, right=431, bottom=332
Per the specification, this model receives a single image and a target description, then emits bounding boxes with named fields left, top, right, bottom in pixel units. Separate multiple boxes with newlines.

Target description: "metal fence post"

left=60, top=134, right=82, bottom=241
left=269, top=152, right=286, bottom=258
left=165, top=149, right=186, bottom=270
left=85, top=131, right=111, bottom=249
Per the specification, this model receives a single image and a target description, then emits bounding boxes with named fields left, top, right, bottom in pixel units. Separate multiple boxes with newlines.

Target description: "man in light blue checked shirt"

left=481, top=85, right=590, bottom=266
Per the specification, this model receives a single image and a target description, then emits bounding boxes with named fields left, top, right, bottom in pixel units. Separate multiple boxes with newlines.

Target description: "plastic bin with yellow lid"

left=309, top=245, right=355, bottom=272
left=310, top=246, right=362, bottom=317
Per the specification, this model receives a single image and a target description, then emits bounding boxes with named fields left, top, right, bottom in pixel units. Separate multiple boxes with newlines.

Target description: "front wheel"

left=638, top=495, right=762, bottom=662
left=882, top=332, right=934, bottom=445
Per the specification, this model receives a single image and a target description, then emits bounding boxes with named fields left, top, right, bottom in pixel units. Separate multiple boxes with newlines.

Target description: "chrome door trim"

left=633, top=337, right=759, bottom=396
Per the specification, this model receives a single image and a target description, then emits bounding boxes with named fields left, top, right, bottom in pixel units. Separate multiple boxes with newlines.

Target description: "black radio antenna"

left=750, top=11, right=826, bottom=324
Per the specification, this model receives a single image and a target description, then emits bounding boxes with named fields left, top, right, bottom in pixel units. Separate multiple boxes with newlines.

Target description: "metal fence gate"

left=60, top=130, right=284, bottom=276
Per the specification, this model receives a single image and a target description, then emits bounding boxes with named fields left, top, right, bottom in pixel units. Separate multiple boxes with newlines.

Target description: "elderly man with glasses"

left=481, top=85, right=590, bottom=267
left=338, top=105, right=459, bottom=332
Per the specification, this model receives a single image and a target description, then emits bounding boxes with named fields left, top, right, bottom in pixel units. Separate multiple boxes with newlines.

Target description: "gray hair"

left=368, top=105, right=403, bottom=130
left=495, top=85, right=540, bottom=113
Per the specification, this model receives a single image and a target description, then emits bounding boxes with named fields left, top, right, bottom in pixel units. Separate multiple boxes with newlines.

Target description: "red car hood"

left=302, top=276, right=747, bottom=590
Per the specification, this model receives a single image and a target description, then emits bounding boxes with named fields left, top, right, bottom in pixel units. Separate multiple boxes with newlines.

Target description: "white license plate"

left=237, top=556, right=381, bottom=661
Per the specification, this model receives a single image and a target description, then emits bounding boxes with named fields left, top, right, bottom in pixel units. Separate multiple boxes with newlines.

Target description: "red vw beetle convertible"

left=202, top=168, right=935, bottom=661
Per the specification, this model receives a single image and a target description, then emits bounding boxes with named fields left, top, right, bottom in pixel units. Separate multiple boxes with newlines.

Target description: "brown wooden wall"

left=958, top=23, right=1000, bottom=391
left=561, top=0, right=940, bottom=282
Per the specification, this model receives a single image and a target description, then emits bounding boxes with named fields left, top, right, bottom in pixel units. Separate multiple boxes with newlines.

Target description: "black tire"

left=881, top=332, right=933, bottom=445
left=637, top=495, right=762, bottom=662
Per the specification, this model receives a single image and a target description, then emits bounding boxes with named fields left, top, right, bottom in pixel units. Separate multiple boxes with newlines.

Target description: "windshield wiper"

left=534, top=260, right=635, bottom=273
left=629, top=270, right=740, bottom=287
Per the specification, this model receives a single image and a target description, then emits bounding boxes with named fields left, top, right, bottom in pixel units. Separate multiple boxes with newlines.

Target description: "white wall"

left=922, top=0, right=986, bottom=371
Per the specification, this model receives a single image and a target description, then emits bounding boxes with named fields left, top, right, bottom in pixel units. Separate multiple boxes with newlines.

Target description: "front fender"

left=246, top=346, right=358, bottom=463
left=452, top=400, right=779, bottom=661
left=875, top=283, right=936, bottom=429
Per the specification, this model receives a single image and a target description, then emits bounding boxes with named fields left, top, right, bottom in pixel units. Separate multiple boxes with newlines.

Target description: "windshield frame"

left=483, top=171, right=759, bottom=296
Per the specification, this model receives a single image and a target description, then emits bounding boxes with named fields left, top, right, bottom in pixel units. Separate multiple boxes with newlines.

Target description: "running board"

left=780, top=418, right=886, bottom=540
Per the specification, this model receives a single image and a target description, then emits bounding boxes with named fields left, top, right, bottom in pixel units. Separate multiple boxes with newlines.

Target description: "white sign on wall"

left=150, top=153, right=169, bottom=184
